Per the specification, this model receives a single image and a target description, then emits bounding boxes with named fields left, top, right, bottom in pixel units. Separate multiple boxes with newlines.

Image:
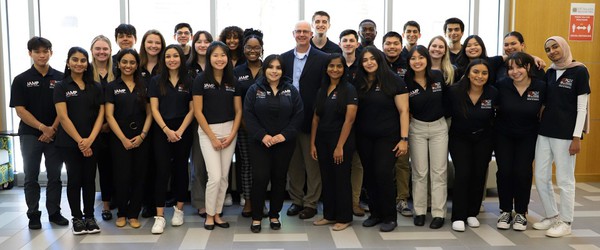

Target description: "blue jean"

left=20, top=134, right=64, bottom=216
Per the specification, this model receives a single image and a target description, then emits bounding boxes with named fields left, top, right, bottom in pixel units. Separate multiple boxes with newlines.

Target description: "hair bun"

left=243, top=28, right=263, bottom=40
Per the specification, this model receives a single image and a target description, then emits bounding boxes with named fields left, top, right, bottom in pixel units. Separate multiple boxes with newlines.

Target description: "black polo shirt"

left=192, top=72, right=241, bottom=124
left=356, top=73, right=408, bottom=137
left=105, top=78, right=147, bottom=123
left=389, top=50, right=408, bottom=79
left=449, top=51, right=459, bottom=65
left=346, top=58, right=359, bottom=82
left=539, top=66, right=590, bottom=139
left=243, top=78, right=304, bottom=141
left=148, top=75, right=192, bottom=121
left=10, top=65, right=64, bottom=136
left=316, top=82, right=358, bottom=132
left=495, top=78, right=546, bottom=137
left=448, top=83, right=498, bottom=134
left=310, top=38, right=343, bottom=54
left=187, top=62, right=204, bottom=80
left=407, top=71, right=446, bottom=122
left=53, top=77, right=104, bottom=148
left=234, top=62, right=262, bottom=105
left=141, top=66, right=159, bottom=88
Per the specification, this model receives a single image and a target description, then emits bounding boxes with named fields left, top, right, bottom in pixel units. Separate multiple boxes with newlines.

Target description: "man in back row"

left=310, top=11, right=342, bottom=54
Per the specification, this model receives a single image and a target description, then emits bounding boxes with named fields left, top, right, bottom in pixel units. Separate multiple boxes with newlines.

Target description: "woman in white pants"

left=192, top=41, right=242, bottom=230
left=533, top=36, right=590, bottom=238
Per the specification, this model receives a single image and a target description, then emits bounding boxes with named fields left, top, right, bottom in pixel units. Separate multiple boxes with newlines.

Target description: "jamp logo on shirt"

left=409, top=89, right=420, bottom=97
left=527, top=91, right=539, bottom=101
left=280, top=89, right=291, bottom=96
left=558, top=78, right=573, bottom=89
left=65, top=90, right=78, bottom=98
left=26, top=81, right=40, bottom=88
left=238, top=75, right=250, bottom=82
left=204, top=83, right=216, bottom=89
left=480, top=99, right=492, bottom=109
left=256, top=89, right=266, bottom=99
left=432, top=82, right=443, bottom=93
left=114, top=88, right=127, bottom=95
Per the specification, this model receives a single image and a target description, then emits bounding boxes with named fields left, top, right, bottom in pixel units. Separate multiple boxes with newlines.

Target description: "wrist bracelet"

left=161, top=125, right=167, bottom=130
left=38, top=124, right=44, bottom=131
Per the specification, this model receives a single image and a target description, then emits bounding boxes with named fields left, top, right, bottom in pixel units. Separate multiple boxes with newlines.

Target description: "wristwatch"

left=400, top=137, right=409, bottom=141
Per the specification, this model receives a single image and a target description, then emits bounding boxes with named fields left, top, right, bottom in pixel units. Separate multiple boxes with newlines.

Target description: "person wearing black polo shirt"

left=113, top=24, right=137, bottom=65
left=310, top=54, right=357, bottom=231
left=234, top=28, right=264, bottom=217
left=174, top=23, right=192, bottom=62
left=9, top=36, right=68, bottom=229
left=281, top=20, right=328, bottom=220
left=187, top=31, right=213, bottom=79
left=192, top=41, right=242, bottom=230
left=447, top=59, right=497, bottom=232
left=219, top=26, right=246, bottom=67
left=405, top=46, right=448, bottom=229
left=105, top=49, right=152, bottom=229
left=310, top=11, right=342, bottom=54
left=54, top=47, right=104, bottom=235
left=244, top=55, right=303, bottom=233
left=496, top=31, right=545, bottom=83
left=356, top=19, right=377, bottom=56
left=148, top=45, right=194, bottom=234
left=355, top=46, right=409, bottom=232
left=494, top=52, right=545, bottom=231
left=533, top=36, right=590, bottom=238
left=443, top=18, right=464, bottom=64
left=428, top=35, right=455, bottom=85
left=454, top=35, right=504, bottom=84
left=400, top=21, right=421, bottom=68
left=383, top=31, right=407, bottom=78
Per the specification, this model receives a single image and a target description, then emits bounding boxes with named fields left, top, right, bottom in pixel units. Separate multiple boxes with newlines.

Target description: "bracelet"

left=161, top=125, right=167, bottom=130
left=38, top=124, right=44, bottom=131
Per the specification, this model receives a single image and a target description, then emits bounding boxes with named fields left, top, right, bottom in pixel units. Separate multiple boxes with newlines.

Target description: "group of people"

left=10, top=11, right=589, bottom=238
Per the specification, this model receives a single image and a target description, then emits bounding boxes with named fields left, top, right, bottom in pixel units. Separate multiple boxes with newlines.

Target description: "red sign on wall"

left=569, top=3, right=595, bottom=41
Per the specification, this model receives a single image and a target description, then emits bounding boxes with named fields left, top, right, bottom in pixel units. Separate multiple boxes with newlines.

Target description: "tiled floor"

left=1, top=183, right=599, bottom=249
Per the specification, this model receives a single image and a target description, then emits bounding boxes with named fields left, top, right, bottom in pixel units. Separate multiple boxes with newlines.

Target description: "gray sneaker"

left=396, top=200, right=412, bottom=217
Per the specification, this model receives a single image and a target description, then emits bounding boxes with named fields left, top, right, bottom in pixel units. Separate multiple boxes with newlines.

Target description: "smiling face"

left=293, top=22, right=313, bottom=47
left=175, top=27, right=191, bottom=46
left=312, top=15, right=330, bottom=36
left=210, top=46, right=228, bottom=71
left=68, top=52, right=88, bottom=75
left=119, top=53, right=138, bottom=77
left=468, top=63, right=489, bottom=87
left=243, top=38, right=262, bottom=63
left=164, top=48, right=181, bottom=71
left=327, top=58, right=344, bottom=81
left=362, top=51, right=378, bottom=75
left=145, top=34, right=163, bottom=57
left=445, top=23, right=463, bottom=43
left=403, top=25, right=421, bottom=46
left=428, top=38, right=446, bottom=60
left=225, top=34, right=239, bottom=52
left=359, top=22, right=377, bottom=43
left=339, top=34, right=358, bottom=55
left=265, top=59, right=282, bottom=83
left=195, top=33, right=211, bottom=56
left=409, top=50, right=427, bottom=73
left=503, top=35, right=525, bottom=55
left=465, top=38, right=483, bottom=59
left=544, top=39, right=563, bottom=62
left=383, top=36, right=402, bottom=60
left=91, top=40, right=111, bottom=63
left=507, top=59, right=529, bottom=83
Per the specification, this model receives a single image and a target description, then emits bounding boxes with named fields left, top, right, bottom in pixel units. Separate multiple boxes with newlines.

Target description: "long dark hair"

left=204, top=41, right=235, bottom=88
left=505, top=52, right=535, bottom=79
left=186, top=30, right=214, bottom=67
left=456, top=59, right=490, bottom=118
left=404, top=45, right=435, bottom=87
left=315, top=53, right=349, bottom=116
left=354, top=46, right=396, bottom=97
left=455, top=35, right=488, bottom=73
left=261, top=54, right=283, bottom=81
left=63, top=46, right=94, bottom=85
left=157, top=44, right=190, bottom=96
left=219, top=26, right=245, bottom=63
left=115, top=49, right=146, bottom=110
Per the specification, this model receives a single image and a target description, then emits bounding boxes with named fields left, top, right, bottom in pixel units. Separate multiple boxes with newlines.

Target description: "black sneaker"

left=27, top=211, right=42, bottom=230
left=49, top=213, right=69, bottom=226
left=72, top=218, right=87, bottom=235
left=85, top=218, right=101, bottom=234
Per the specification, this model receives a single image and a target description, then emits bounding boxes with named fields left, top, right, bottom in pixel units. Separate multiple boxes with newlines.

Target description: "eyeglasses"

left=176, top=31, right=191, bottom=36
left=244, top=46, right=262, bottom=52
left=294, top=30, right=311, bottom=35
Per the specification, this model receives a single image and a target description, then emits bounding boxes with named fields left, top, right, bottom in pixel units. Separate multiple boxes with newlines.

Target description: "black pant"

left=449, top=130, right=493, bottom=221
left=316, top=130, right=354, bottom=223
left=110, top=133, right=149, bottom=218
left=249, top=139, right=295, bottom=221
left=61, top=147, right=97, bottom=219
left=356, top=132, right=398, bottom=223
left=142, top=127, right=157, bottom=209
left=152, top=118, right=192, bottom=207
left=96, top=133, right=113, bottom=202
left=495, top=132, right=536, bottom=214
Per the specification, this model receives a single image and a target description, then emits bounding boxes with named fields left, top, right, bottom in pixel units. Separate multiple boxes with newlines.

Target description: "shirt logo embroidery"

left=238, top=75, right=250, bottom=81
left=178, top=86, right=189, bottom=93
left=225, top=85, right=235, bottom=92
left=527, top=91, right=540, bottom=101
left=432, top=82, right=443, bottom=93
left=409, top=89, right=420, bottom=97
left=331, top=91, right=337, bottom=100
left=141, top=72, right=147, bottom=77
left=480, top=99, right=492, bottom=109
left=65, top=90, right=78, bottom=98
left=558, top=78, right=573, bottom=89
left=281, top=89, right=291, bottom=96
left=256, top=89, right=266, bottom=99
left=114, top=88, right=127, bottom=95
left=204, top=83, right=216, bottom=89
left=26, top=81, right=40, bottom=88
left=397, top=68, right=407, bottom=78
left=49, top=80, right=59, bottom=89
left=375, top=86, right=381, bottom=92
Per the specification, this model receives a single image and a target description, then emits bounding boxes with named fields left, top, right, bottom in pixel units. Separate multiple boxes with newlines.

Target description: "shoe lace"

left=498, top=212, right=511, bottom=223
left=514, top=214, right=526, bottom=224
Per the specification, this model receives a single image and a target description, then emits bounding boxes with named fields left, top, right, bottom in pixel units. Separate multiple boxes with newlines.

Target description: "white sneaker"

left=512, top=213, right=527, bottom=231
left=224, top=193, right=233, bottom=207
left=533, top=216, right=559, bottom=230
left=467, top=217, right=480, bottom=228
left=546, top=221, right=571, bottom=238
left=151, top=216, right=166, bottom=234
left=240, top=194, right=246, bottom=206
left=172, top=206, right=184, bottom=226
left=497, top=212, right=512, bottom=229
left=396, top=200, right=413, bottom=217
left=452, top=221, right=465, bottom=232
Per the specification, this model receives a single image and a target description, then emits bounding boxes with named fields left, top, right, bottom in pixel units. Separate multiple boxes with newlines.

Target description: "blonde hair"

left=428, top=35, right=455, bottom=85
left=90, top=35, right=115, bottom=83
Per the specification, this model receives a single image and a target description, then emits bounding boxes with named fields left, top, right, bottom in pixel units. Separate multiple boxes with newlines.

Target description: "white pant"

left=198, top=121, right=237, bottom=216
left=409, top=117, right=448, bottom=217
left=534, top=135, right=576, bottom=222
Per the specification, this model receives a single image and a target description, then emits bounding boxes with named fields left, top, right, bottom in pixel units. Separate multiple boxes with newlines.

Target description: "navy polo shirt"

left=53, top=77, right=104, bottom=148
left=356, top=73, right=408, bottom=137
left=10, top=65, right=64, bottom=136
left=310, top=38, right=343, bottom=54
left=495, top=78, right=546, bottom=136
left=192, top=72, right=241, bottom=124
left=407, top=71, right=446, bottom=122
left=539, top=66, right=590, bottom=139
left=448, top=83, right=498, bottom=134
left=105, top=78, right=147, bottom=122
left=148, top=75, right=193, bottom=121
left=316, top=82, right=358, bottom=132
left=234, top=62, right=262, bottom=106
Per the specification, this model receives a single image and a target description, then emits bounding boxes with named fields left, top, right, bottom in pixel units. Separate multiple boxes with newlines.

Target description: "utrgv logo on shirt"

left=375, top=86, right=381, bottom=92
left=409, top=89, right=420, bottom=97
left=178, top=85, right=189, bottom=93
left=114, top=88, right=127, bottom=95
left=527, top=91, right=540, bottom=101
left=480, top=99, right=492, bottom=109
left=281, top=89, right=291, bottom=96
left=256, top=89, right=266, bottom=99
left=204, top=83, right=216, bottom=89
left=432, top=82, right=442, bottom=93
left=331, top=91, right=337, bottom=100
left=397, top=68, right=407, bottom=78
left=558, top=78, right=573, bottom=89
left=238, top=75, right=250, bottom=81
left=65, top=90, right=78, bottom=98
left=26, top=81, right=40, bottom=87
left=225, top=85, right=235, bottom=92
left=49, top=80, right=59, bottom=89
